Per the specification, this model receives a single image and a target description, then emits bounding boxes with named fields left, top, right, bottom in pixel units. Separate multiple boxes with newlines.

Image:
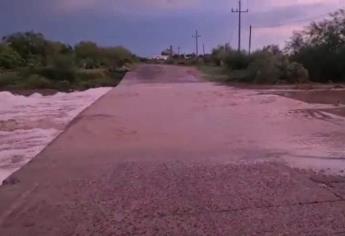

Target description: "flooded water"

left=0, top=88, right=111, bottom=184
left=105, top=70, right=345, bottom=176
left=1, top=77, right=345, bottom=185
left=210, top=87, right=345, bottom=175
left=133, top=82, right=345, bottom=176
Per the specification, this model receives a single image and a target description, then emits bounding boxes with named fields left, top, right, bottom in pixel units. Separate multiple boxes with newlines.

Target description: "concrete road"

left=1, top=64, right=345, bottom=235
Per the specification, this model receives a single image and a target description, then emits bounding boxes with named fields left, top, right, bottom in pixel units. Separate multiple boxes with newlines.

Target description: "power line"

left=253, top=12, right=332, bottom=29
left=232, top=0, right=249, bottom=52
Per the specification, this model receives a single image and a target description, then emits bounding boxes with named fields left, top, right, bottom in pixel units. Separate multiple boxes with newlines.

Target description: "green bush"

left=0, top=31, right=133, bottom=91
left=37, top=67, right=75, bottom=82
left=210, top=49, right=310, bottom=84
left=211, top=44, right=231, bottom=66
left=245, top=52, right=309, bottom=84
left=249, top=52, right=282, bottom=83
left=24, top=74, right=53, bottom=89
left=286, top=62, right=309, bottom=83
left=77, top=77, right=115, bottom=90
left=0, top=72, right=22, bottom=88
left=100, top=46, right=134, bottom=67
left=75, top=42, right=135, bottom=69
left=55, top=80, right=71, bottom=90
left=0, top=73, right=55, bottom=90
left=38, top=54, right=77, bottom=82
left=224, top=51, right=252, bottom=70
left=74, top=69, right=125, bottom=89
left=75, top=41, right=99, bottom=64
left=0, top=45, right=24, bottom=69
left=77, top=58, right=101, bottom=69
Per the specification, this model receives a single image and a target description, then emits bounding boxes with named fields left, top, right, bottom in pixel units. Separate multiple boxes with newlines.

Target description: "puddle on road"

left=282, top=155, right=345, bottom=176
left=237, top=148, right=345, bottom=176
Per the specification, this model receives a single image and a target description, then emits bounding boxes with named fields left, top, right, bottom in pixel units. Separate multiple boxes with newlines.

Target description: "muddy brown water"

left=276, top=89, right=345, bottom=117
left=1, top=65, right=345, bottom=235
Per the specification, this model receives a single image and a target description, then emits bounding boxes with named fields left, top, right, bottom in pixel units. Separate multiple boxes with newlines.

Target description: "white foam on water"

left=0, top=88, right=111, bottom=184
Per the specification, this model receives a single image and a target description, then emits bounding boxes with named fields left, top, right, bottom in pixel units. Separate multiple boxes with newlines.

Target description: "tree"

left=285, top=9, right=345, bottom=82
left=75, top=41, right=101, bottom=69
left=75, top=41, right=99, bottom=59
left=262, top=45, right=282, bottom=55
left=211, top=43, right=232, bottom=66
left=100, top=46, right=133, bottom=67
left=2, top=31, right=48, bottom=65
left=285, top=32, right=305, bottom=55
left=43, top=41, right=73, bottom=66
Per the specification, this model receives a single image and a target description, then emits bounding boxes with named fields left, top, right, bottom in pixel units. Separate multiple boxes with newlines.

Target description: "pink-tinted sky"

left=0, top=0, right=343, bottom=56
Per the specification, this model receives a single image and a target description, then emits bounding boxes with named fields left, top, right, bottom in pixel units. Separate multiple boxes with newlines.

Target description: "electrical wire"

left=253, top=11, right=333, bottom=29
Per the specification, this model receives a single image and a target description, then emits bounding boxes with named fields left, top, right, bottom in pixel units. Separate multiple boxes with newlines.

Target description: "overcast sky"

left=0, top=0, right=343, bottom=56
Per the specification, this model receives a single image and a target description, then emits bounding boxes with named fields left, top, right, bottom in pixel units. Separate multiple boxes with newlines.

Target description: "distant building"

left=152, top=55, right=169, bottom=61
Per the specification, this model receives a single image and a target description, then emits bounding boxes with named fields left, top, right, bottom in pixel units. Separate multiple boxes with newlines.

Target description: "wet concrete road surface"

left=1, top=64, right=345, bottom=235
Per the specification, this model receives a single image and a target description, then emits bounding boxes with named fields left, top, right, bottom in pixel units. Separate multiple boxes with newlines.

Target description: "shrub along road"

left=1, top=64, right=345, bottom=235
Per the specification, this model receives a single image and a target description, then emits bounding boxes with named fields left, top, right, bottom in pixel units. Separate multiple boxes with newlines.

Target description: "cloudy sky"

left=0, top=0, right=343, bottom=56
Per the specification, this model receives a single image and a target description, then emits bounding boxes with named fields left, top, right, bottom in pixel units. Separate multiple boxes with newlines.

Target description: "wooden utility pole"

left=202, top=43, right=206, bottom=55
left=232, top=0, right=248, bottom=52
left=249, top=25, right=252, bottom=55
left=192, top=30, right=201, bottom=56
left=170, top=45, right=173, bottom=56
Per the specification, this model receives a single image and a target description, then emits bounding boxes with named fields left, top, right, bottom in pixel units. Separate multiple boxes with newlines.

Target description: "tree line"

left=1, top=9, right=345, bottom=90
left=0, top=31, right=137, bottom=91
left=164, top=9, right=345, bottom=85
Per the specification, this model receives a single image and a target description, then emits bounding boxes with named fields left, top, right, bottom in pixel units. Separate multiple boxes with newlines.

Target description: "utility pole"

left=232, top=0, right=248, bottom=52
left=202, top=43, right=206, bottom=55
left=170, top=45, right=173, bottom=56
left=249, top=25, right=252, bottom=55
left=192, top=30, right=201, bottom=56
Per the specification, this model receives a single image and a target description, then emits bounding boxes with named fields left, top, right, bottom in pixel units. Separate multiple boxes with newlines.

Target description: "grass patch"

left=197, top=65, right=230, bottom=82
left=197, top=65, right=251, bottom=84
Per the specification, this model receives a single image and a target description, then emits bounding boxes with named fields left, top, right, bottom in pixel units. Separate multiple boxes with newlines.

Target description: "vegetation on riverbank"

left=202, top=45, right=309, bottom=84
left=164, top=9, right=345, bottom=85
left=0, top=32, right=137, bottom=91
